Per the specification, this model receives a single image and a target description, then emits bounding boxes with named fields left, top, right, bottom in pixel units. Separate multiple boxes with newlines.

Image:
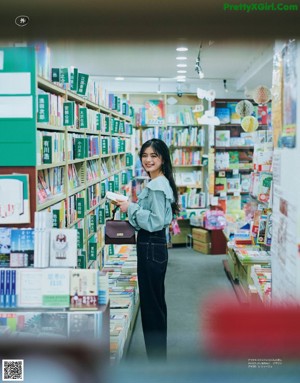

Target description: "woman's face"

left=141, top=146, right=163, bottom=178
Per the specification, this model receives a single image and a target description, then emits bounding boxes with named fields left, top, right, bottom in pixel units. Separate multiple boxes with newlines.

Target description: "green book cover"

left=105, top=202, right=110, bottom=218
left=114, top=119, right=120, bottom=133
left=63, top=101, right=75, bottom=126
left=101, top=183, right=106, bottom=198
left=111, top=117, right=115, bottom=134
left=79, top=107, right=88, bottom=129
left=77, top=198, right=85, bottom=218
left=37, top=94, right=50, bottom=123
left=42, top=135, right=52, bottom=164
left=96, top=113, right=101, bottom=131
left=52, top=210, right=60, bottom=228
left=77, top=251, right=86, bottom=269
left=90, top=215, right=97, bottom=233
left=60, top=67, right=69, bottom=84
left=108, top=244, right=114, bottom=255
left=126, top=153, right=133, bottom=166
left=98, top=208, right=105, bottom=225
left=129, top=106, right=135, bottom=118
left=128, top=124, right=133, bottom=135
left=119, top=121, right=125, bottom=133
left=108, top=180, right=115, bottom=192
left=101, top=138, right=108, bottom=155
left=75, top=138, right=86, bottom=159
left=70, top=67, right=78, bottom=91
left=120, top=212, right=127, bottom=220
left=77, top=73, right=89, bottom=96
left=105, top=116, right=110, bottom=132
left=114, top=174, right=119, bottom=191
left=51, top=68, right=60, bottom=82
left=88, top=242, right=97, bottom=261
left=121, top=172, right=128, bottom=185
left=77, top=228, right=84, bottom=249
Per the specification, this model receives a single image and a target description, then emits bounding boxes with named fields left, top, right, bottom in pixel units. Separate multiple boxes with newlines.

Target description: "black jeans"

left=137, top=228, right=168, bottom=361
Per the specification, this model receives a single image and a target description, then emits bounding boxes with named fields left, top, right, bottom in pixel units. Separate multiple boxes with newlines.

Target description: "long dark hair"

left=139, top=138, right=180, bottom=216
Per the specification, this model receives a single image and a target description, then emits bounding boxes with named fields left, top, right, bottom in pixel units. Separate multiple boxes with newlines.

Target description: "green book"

left=114, top=119, right=120, bottom=133
left=88, top=242, right=97, bottom=261
left=77, top=228, right=84, bottom=249
left=52, top=210, right=60, bottom=228
left=77, top=73, right=89, bottom=96
left=77, top=252, right=86, bottom=269
left=105, top=116, right=110, bottom=132
left=90, top=215, right=97, bottom=233
left=129, top=106, right=135, bottom=119
left=77, top=198, right=85, bottom=218
left=75, top=138, right=86, bottom=159
left=96, top=113, right=101, bottom=131
left=42, top=135, right=52, bottom=164
left=128, top=124, right=133, bottom=135
left=63, top=101, right=75, bottom=126
left=126, top=153, right=133, bottom=166
left=111, top=117, right=115, bottom=134
left=119, top=121, right=125, bottom=133
left=114, top=174, right=119, bottom=191
left=101, top=183, right=106, bottom=198
left=60, top=68, right=69, bottom=84
left=101, top=138, right=108, bottom=155
left=108, top=244, right=114, bottom=256
left=51, top=68, right=60, bottom=82
left=121, top=172, right=128, bottom=185
left=105, top=202, right=110, bottom=218
left=37, top=94, right=50, bottom=123
left=108, top=180, right=115, bottom=192
left=70, top=67, right=78, bottom=92
left=79, top=107, right=88, bottom=129
left=98, top=208, right=105, bottom=225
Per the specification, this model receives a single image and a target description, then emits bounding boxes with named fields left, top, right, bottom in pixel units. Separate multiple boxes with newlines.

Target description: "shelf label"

left=77, top=198, right=85, bottom=218
left=37, top=94, right=50, bottom=123
left=101, top=183, right=106, bottom=199
left=75, top=138, right=86, bottom=159
left=90, top=215, right=97, bottom=233
left=77, top=228, right=84, bottom=249
left=63, top=101, right=75, bottom=126
left=70, top=67, right=78, bottom=92
left=60, top=68, right=69, bottom=84
left=121, top=171, right=128, bottom=185
left=42, top=135, right=52, bottom=164
left=232, top=169, right=239, bottom=175
left=77, top=73, right=89, bottom=96
left=88, top=242, right=97, bottom=261
left=98, top=208, right=105, bottom=225
left=96, top=113, right=101, bottom=130
left=108, top=180, right=115, bottom=192
left=79, top=107, right=88, bottom=129
left=114, top=174, right=119, bottom=191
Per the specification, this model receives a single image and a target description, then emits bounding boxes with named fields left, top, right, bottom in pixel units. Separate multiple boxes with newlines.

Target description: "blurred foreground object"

left=202, top=293, right=300, bottom=359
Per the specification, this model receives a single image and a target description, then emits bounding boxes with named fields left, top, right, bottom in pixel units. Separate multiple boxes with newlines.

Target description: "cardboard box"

left=193, top=239, right=211, bottom=254
left=192, top=228, right=211, bottom=243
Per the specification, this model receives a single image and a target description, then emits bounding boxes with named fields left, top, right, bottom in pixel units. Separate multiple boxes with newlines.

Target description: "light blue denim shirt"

left=128, top=176, right=174, bottom=232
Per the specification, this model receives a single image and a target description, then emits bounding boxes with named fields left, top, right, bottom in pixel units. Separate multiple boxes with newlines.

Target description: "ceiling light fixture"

left=177, top=70, right=187, bottom=74
left=177, top=63, right=187, bottom=68
left=223, top=79, right=229, bottom=93
left=195, top=42, right=204, bottom=79
left=176, top=56, right=187, bottom=60
left=115, top=77, right=124, bottom=81
left=176, top=47, right=188, bottom=52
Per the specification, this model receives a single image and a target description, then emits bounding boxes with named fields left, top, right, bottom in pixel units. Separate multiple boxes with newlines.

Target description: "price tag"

left=233, top=169, right=239, bottom=175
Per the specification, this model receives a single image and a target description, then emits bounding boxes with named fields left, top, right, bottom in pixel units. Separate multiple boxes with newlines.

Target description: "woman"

left=117, top=138, right=179, bottom=360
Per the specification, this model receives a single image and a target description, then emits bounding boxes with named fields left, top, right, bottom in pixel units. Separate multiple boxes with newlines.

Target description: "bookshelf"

left=127, top=93, right=208, bottom=245
left=0, top=46, right=138, bottom=363
left=212, top=98, right=271, bottom=215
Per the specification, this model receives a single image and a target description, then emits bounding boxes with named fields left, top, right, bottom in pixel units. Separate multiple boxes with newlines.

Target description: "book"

left=215, top=130, right=230, bottom=147
left=0, top=228, right=11, bottom=267
left=106, top=191, right=128, bottom=204
left=10, top=228, right=34, bottom=267
left=0, top=174, right=30, bottom=224
left=42, top=268, right=70, bottom=308
left=50, top=228, right=77, bottom=267
left=70, top=269, right=98, bottom=310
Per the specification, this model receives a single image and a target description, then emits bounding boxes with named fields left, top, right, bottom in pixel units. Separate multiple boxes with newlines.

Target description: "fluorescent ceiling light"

left=177, top=63, right=187, bottom=68
left=176, top=47, right=188, bottom=52
left=177, top=78, right=186, bottom=82
left=176, top=56, right=187, bottom=60
left=115, top=77, right=124, bottom=81
left=177, top=70, right=187, bottom=74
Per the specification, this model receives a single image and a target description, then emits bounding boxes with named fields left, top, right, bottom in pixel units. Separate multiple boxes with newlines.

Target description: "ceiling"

left=49, top=39, right=274, bottom=97
left=1, top=0, right=291, bottom=98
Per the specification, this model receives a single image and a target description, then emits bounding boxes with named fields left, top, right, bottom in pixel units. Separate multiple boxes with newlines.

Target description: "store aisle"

left=125, top=246, right=235, bottom=361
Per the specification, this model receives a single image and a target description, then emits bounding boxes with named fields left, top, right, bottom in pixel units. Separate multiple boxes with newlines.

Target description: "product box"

left=192, top=228, right=211, bottom=243
left=193, top=239, right=211, bottom=254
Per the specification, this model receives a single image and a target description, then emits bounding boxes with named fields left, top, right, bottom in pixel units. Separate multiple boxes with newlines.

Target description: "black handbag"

left=105, top=207, right=136, bottom=245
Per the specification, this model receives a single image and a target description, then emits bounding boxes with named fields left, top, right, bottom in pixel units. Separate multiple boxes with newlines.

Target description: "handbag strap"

left=111, top=206, right=119, bottom=220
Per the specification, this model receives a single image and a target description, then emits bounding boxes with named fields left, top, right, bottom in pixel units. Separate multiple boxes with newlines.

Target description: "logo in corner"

left=15, top=15, right=30, bottom=27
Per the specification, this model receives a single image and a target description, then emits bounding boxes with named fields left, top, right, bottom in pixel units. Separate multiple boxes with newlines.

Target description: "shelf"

left=37, top=194, right=67, bottom=211
left=173, top=164, right=203, bottom=168
left=215, top=146, right=254, bottom=150
left=214, top=191, right=250, bottom=195
left=38, top=76, right=66, bottom=96
left=215, top=168, right=253, bottom=172
left=37, top=123, right=65, bottom=132
left=37, top=162, right=66, bottom=170
left=177, top=184, right=202, bottom=188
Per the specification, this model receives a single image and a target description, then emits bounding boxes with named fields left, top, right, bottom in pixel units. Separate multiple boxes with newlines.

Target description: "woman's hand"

left=116, top=200, right=130, bottom=213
